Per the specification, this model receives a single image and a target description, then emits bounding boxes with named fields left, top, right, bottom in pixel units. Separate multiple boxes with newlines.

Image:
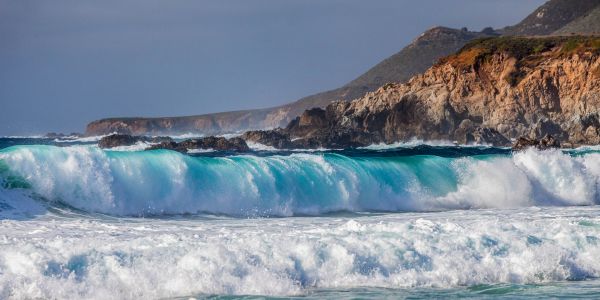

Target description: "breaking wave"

left=0, top=145, right=599, bottom=217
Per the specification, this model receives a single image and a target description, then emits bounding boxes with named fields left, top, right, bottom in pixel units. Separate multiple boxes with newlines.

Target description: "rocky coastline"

left=96, top=36, right=600, bottom=153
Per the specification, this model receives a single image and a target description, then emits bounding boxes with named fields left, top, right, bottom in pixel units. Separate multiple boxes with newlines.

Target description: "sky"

left=0, top=0, right=545, bottom=135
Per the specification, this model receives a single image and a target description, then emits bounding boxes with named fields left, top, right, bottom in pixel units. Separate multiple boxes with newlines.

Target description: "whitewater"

left=2, top=138, right=600, bottom=298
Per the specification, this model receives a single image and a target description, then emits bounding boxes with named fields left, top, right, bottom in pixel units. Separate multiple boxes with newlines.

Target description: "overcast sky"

left=0, top=0, right=545, bottom=135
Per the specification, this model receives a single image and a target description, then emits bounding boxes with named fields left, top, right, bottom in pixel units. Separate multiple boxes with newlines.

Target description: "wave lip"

left=1, top=145, right=600, bottom=217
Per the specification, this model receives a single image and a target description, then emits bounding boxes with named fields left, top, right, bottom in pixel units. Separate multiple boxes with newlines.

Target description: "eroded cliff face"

left=273, top=36, right=600, bottom=147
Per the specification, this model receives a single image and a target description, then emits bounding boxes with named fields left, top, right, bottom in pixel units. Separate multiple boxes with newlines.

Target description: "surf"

left=1, top=144, right=600, bottom=217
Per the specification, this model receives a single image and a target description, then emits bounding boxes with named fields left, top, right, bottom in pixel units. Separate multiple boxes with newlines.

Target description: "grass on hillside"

left=439, top=35, right=600, bottom=86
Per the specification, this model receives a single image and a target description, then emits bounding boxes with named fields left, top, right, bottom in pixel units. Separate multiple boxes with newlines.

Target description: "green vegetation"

left=441, top=35, right=600, bottom=86
left=459, top=36, right=600, bottom=59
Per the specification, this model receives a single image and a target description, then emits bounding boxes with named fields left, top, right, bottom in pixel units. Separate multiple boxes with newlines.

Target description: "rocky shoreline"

left=91, top=36, right=600, bottom=153
left=97, top=132, right=563, bottom=152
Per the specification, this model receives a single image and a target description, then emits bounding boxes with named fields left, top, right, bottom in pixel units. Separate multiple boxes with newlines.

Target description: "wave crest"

left=1, top=145, right=599, bottom=216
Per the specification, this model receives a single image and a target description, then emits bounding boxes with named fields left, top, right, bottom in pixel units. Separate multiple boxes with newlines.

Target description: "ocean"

left=1, top=137, right=600, bottom=299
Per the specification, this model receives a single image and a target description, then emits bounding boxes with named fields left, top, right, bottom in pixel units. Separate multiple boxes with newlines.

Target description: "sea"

left=1, top=136, right=600, bottom=299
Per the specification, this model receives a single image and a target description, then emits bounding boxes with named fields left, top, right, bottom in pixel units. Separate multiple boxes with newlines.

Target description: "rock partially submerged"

left=241, top=129, right=294, bottom=149
left=512, top=134, right=561, bottom=151
left=98, top=134, right=172, bottom=149
left=146, top=136, right=250, bottom=152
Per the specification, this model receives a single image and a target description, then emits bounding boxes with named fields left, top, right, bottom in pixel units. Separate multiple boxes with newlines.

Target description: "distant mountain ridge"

left=85, top=0, right=600, bottom=136
left=554, top=5, right=600, bottom=35
left=502, top=0, right=600, bottom=36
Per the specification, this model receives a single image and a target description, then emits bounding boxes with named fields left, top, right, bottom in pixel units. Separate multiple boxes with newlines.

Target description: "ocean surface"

left=1, top=136, right=600, bottom=299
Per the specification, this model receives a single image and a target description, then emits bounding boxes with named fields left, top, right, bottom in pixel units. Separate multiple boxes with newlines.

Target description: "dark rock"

left=241, top=130, right=294, bottom=149
left=146, top=137, right=249, bottom=152
left=98, top=134, right=174, bottom=149
left=513, top=134, right=560, bottom=151
left=470, top=127, right=510, bottom=146
left=540, top=134, right=561, bottom=149
left=98, top=134, right=141, bottom=148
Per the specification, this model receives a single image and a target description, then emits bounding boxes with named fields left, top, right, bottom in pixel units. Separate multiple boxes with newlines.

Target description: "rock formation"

left=247, top=36, right=600, bottom=148
left=98, top=134, right=173, bottom=148
left=98, top=134, right=249, bottom=152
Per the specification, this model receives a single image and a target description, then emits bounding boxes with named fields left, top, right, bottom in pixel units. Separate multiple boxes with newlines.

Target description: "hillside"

left=244, top=36, right=600, bottom=148
left=554, top=5, right=600, bottom=35
left=502, top=0, right=600, bottom=36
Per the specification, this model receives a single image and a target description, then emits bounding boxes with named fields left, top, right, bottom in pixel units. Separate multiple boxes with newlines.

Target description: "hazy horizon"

left=0, top=0, right=545, bottom=135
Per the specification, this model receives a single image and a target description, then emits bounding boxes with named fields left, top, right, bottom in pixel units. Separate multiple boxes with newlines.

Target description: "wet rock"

left=241, top=130, right=294, bottom=149
left=513, top=134, right=560, bottom=150
left=98, top=134, right=142, bottom=148
left=146, top=137, right=249, bottom=152
left=468, top=127, right=510, bottom=146
left=539, top=134, right=561, bottom=149
left=98, top=134, right=173, bottom=149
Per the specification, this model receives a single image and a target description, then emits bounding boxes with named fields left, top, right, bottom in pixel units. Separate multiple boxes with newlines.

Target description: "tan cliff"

left=243, top=36, right=600, bottom=148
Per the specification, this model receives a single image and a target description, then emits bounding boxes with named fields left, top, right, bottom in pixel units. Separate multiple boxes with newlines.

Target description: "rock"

left=241, top=130, right=294, bottom=149
left=512, top=137, right=539, bottom=150
left=98, top=134, right=142, bottom=148
left=539, top=134, right=561, bottom=149
left=468, top=127, right=510, bottom=146
left=146, top=137, right=249, bottom=152
left=513, top=134, right=560, bottom=150
left=98, top=134, right=174, bottom=149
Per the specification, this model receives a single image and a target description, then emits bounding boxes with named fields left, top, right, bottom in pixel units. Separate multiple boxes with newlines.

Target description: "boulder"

left=241, top=130, right=294, bottom=149
left=98, top=134, right=142, bottom=148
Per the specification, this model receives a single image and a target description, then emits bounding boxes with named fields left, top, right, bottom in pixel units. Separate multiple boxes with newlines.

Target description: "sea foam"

left=0, top=208, right=599, bottom=298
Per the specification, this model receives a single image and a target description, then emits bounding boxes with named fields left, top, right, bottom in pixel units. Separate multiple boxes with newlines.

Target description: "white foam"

left=187, top=148, right=215, bottom=154
left=0, top=207, right=600, bottom=298
left=358, top=138, right=497, bottom=150
left=105, top=141, right=156, bottom=152
left=246, top=141, right=278, bottom=151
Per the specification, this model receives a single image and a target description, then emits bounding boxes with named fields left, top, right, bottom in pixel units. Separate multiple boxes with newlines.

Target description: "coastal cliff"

left=244, top=36, right=600, bottom=148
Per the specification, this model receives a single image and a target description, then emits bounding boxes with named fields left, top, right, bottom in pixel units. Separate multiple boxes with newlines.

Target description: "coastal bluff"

left=244, top=36, right=600, bottom=148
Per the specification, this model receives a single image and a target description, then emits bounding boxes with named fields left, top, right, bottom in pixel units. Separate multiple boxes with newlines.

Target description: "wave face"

left=1, top=145, right=600, bottom=217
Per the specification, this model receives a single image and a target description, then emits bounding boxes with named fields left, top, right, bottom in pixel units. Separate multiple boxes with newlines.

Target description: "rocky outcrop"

left=248, top=36, right=600, bottom=148
left=146, top=137, right=250, bottom=152
left=513, top=134, right=561, bottom=151
left=98, top=134, right=173, bottom=148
